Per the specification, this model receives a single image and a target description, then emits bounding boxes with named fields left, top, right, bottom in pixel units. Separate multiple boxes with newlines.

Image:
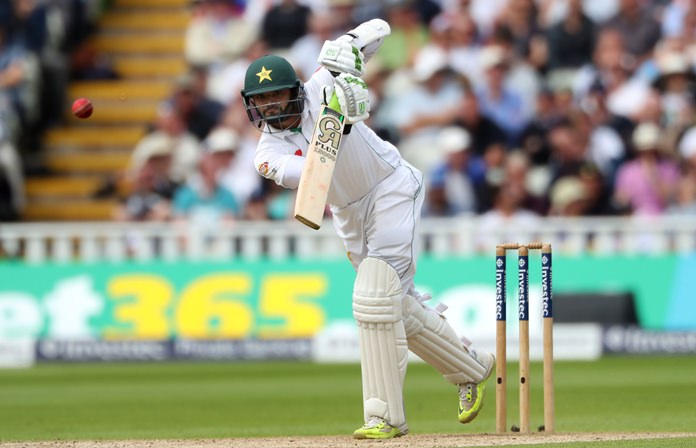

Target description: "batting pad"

left=403, top=294, right=487, bottom=385
left=352, top=257, right=409, bottom=430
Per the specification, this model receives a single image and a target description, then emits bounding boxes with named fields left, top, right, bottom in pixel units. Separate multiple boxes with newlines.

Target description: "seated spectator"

left=171, top=136, right=241, bottom=231
left=242, top=177, right=295, bottom=221
left=450, top=91, right=507, bottom=158
left=386, top=46, right=466, bottom=173
left=207, top=39, right=268, bottom=106
left=494, top=0, right=545, bottom=68
left=213, top=115, right=261, bottom=212
left=475, top=45, right=532, bottom=147
left=613, top=122, right=681, bottom=215
left=446, top=12, right=484, bottom=84
left=546, top=119, right=590, bottom=185
left=114, top=134, right=177, bottom=222
left=131, top=104, right=202, bottom=185
left=475, top=181, right=542, bottom=250
left=0, top=26, right=38, bottom=138
left=261, top=0, right=311, bottom=54
left=185, top=0, right=258, bottom=71
left=605, top=0, right=661, bottom=60
left=573, top=27, right=652, bottom=120
left=167, top=70, right=226, bottom=141
left=0, top=123, right=23, bottom=221
left=577, top=162, right=628, bottom=216
left=651, top=51, right=696, bottom=129
left=288, top=11, right=341, bottom=80
left=375, top=1, right=430, bottom=71
left=665, top=164, right=696, bottom=215
left=544, top=0, right=597, bottom=73
left=424, top=126, right=480, bottom=217
left=548, top=175, right=589, bottom=216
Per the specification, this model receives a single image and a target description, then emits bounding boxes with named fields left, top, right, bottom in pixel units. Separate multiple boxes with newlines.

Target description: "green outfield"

left=1, top=356, right=695, bottom=446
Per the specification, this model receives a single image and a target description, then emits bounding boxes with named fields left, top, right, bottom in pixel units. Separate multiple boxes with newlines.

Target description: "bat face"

left=312, top=108, right=344, bottom=164
left=294, top=105, right=346, bottom=229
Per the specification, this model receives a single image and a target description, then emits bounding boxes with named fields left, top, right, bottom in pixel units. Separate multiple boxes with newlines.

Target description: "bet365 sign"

left=0, top=262, right=353, bottom=340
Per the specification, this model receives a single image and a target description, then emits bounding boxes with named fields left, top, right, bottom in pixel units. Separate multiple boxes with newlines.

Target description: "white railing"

left=1, top=216, right=695, bottom=263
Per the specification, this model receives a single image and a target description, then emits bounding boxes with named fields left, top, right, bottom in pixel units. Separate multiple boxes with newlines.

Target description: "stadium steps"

left=25, top=177, right=105, bottom=198
left=24, top=0, right=190, bottom=222
left=100, top=11, right=190, bottom=30
left=113, top=56, right=187, bottom=78
left=115, top=0, right=189, bottom=8
left=23, top=200, right=120, bottom=221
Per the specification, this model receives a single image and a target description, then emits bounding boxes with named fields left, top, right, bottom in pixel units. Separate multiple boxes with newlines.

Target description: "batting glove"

left=317, top=37, right=365, bottom=77
left=322, top=73, right=370, bottom=124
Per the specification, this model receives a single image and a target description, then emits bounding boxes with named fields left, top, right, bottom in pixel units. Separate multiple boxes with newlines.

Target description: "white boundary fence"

left=1, top=215, right=695, bottom=263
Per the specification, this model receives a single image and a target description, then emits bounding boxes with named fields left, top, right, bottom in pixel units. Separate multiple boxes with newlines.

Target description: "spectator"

left=386, top=46, right=466, bottom=173
left=207, top=124, right=260, bottom=212
left=446, top=12, right=483, bottom=84
left=520, top=86, right=565, bottom=166
left=494, top=0, right=545, bottom=67
left=172, top=145, right=241, bottom=232
left=576, top=162, right=627, bottom=216
left=131, top=105, right=202, bottom=185
left=451, top=91, right=507, bottom=158
left=548, top=175, right=588, bottom=216
left=114, top=134, right=177, bottom=222
left=207, top=39, right=269, bottom=105
left=424, top=126, right=480, bottom=216
left=261, top=0, right=311, bottom=53
left=546, top=119, right=589, bottom=184
left=475, top=45, right=531, bottom=147
left=0, top=123, right=23, bottom=221
left=544, top=0, right=597, bottom=72
left=574, top=27, right=653, bottom=122
left=0, top=26, right=38, bottom=141
left=167, top=70, right=225, bottom=141
left=185, top=0, right=258, bottom=71
left=665, top=163, right=696, bottom=215
left=651, top=51, right=696, bottom=128
left=605, top=0, right=661, bottom=60
left=476, top=181, right=542, bottom=250
left=288, top=11, right=342, bottom=80
left=375, top=0, right=430, bottom=71
left=613, top=122, right=681, bottom=215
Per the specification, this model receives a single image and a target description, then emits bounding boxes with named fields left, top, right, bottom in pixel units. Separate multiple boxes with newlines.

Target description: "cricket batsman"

left=240, top=19, right=495, bottom=439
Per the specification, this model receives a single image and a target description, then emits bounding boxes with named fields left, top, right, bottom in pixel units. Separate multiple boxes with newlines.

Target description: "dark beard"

left=264, top=102, right=300, bottom=130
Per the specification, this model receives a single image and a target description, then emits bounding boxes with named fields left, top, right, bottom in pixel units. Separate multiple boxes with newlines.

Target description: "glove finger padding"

left=334, top=73, right=370, bottom=124
left=318, top=38, right=364, bottom=76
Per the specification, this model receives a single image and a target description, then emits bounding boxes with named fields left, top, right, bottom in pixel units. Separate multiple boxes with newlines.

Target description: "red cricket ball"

left=72, top=98, right=93, bottom=119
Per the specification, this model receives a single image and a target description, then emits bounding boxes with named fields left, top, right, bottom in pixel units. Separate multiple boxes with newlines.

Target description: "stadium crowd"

left=4, top=0, right=696, bottom=226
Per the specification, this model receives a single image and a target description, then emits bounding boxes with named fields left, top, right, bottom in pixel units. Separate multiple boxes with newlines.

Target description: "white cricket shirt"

left=253, top=68, right=403, bottom=207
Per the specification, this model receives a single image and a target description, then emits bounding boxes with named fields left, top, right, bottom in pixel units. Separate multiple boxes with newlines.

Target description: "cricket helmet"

left=240, top=55, right=306, bottom=132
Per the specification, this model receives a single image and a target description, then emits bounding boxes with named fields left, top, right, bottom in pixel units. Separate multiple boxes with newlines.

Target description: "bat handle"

left=328, top=70, right=353, bottom=134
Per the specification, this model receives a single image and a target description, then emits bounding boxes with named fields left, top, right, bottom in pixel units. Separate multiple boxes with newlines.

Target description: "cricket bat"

left=294, top=104, right=347, bottom=229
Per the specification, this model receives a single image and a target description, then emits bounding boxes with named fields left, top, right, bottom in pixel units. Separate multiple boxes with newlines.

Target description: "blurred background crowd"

left=2, top=0, right=696, bottom=230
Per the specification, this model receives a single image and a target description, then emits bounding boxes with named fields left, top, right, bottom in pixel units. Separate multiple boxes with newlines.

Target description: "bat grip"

left=329, top=71, right=352, bottom=135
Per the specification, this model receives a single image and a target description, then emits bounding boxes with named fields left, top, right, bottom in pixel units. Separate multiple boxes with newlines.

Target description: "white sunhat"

left=438, top=126, right=472, bottom=155
left=204, top=127, right=240, bottom=154
left=632, top=122, right=661, bottom=151
left=413, top=46, right=451, bottom=82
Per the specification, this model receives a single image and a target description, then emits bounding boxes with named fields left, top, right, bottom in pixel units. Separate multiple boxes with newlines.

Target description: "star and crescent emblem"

left=256, top=66, right=272, bottom=83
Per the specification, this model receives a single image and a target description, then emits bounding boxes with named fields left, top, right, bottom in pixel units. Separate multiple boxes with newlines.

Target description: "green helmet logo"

left=241, top=55, right=301, bottom=98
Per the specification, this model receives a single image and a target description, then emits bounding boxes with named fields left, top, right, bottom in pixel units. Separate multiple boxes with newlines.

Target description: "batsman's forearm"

left=280, top=155, right=305, bottom=189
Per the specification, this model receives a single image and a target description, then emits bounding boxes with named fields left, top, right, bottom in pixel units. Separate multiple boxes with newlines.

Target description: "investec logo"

left=495, top=257, right=505, bottom=320
left=541, top=255, right=552, bottom=318
left=518, top=257, right=527, bottom=320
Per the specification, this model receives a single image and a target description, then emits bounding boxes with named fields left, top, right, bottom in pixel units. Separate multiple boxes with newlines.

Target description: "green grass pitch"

left=1, top=356, right=695, bottom=445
